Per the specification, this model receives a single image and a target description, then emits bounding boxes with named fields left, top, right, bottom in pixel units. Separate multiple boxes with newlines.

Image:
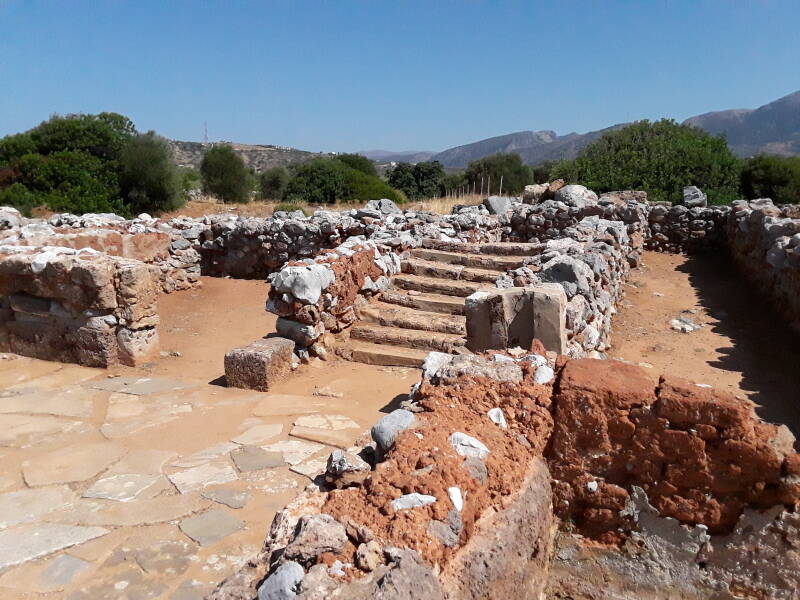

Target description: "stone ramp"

left=346, top=240, right=542, bottom=367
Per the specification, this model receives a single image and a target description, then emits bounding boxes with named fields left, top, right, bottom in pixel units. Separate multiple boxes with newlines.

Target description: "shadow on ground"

left=678, top=253, right=800, bottom=435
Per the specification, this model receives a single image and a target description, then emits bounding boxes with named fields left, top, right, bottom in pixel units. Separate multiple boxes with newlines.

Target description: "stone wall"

left=727, top=199, right=800, bottom=326
left=0, top=245, right=159, bottom=366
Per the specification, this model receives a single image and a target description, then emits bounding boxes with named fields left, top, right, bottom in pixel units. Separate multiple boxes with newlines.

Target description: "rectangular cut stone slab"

left=252, top=394, right=329, bottom=417
left=167, top=463, right=238, bottom=494
left=0, top=486, right=75, bottom=530
left=232, top=423, right=283, bottom=445
left=224, top=337, right=294, bottom=392
left=22, top=442, right=126, bottom=486
left=178, top=509, right=244, bottom=546
left=0, top=523, right=108, bottom=569
left=465, top=284, right=567, bottom=353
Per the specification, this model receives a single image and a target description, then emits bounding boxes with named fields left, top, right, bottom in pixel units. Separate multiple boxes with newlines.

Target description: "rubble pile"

left=210, top=352, right=800, bottom=600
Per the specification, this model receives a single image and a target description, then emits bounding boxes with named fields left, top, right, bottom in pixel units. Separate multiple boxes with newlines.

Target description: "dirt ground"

left=610, top=251, right=800, bottom=435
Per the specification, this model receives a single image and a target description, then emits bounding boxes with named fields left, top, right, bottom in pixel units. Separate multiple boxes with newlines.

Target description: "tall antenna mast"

left=203, top=122, right=209, bottom=145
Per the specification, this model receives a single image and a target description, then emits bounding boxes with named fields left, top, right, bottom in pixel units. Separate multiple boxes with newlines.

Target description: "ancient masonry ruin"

left=1, top=180, right=800, bottom=598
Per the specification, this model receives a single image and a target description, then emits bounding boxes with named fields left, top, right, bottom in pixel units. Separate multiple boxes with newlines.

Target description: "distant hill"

left=358, top=150, right=436, bottom=164
left=169, top=140, right=324, bottom=172
left=683, top=90, right=800, bottom=157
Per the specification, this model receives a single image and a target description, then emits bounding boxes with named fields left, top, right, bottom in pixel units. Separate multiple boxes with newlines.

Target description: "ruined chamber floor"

left=0, top=277, right=415, bottom=599
left=610, top=251, right=800, bottom=435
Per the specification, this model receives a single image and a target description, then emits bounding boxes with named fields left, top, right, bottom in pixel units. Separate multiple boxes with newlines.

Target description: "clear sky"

left=1, top=0, right=798, bottom=153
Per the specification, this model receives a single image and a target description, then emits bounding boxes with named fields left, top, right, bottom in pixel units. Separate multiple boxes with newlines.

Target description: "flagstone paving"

left=0, top=353, right=415, bottom=599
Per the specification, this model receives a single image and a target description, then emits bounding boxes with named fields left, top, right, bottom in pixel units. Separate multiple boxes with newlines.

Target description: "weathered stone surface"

left=167, top=462, right=238, bottom=494
left=252, top=394, right=328, bottom=417
left=0, top=523, right=108, bottom=569
left=88, top=375, right=193, bottom=396
left=289, top=456, right=328, bottom=480
left=179, top=508, right=244, bottom=546
left=465, top=284, right=567, bottom=354
left=48, top=493, right=209, bottom=527
left=391, top=493, right=437, bottom=511
left=231, top=446, right=284, bottom=472
left=202, top=486, right=250, bottom=509
left=263, top=440, right=325, bottom=466
left=289, top=425, right=354, bottom=449
left=293, top=414, right=360, bottom=430
left=82, top=474, right=161, bottom=502
left=257, top=561, right=305, bottom=600
left=284, top=514, right=347, bottom=564
left=371, top=409, right=416, bottom=451
left=225, top=337, right=294, bottom=392
left=232, top=423, right=283, bottom=445
left=22, top=442, right=126, bottom=486
left=448, top=432, right=490, bottom=459
left=0, top=486, right=75, bottom=530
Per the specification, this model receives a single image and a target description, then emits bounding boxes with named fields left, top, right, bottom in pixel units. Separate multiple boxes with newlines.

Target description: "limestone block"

left=225, top=337, right=295, bottom=392
left=465, top=285, right=567, bottom=354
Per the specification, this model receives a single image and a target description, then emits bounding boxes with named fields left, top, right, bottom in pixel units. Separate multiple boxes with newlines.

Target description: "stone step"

left=421, top=238, right=542, bottom=256
left=392, top=274, right=488, bottom=298
left=401, top=258, right=500, bottom=284
left=380, top=290, right=466, bottom=315
left=359, top=302, right=466, bottom=335
left=410, top=248, right=527, bottom=271
left=349, top=342, right=429, bottom=368
left=350, top=323, right=466, bottom=353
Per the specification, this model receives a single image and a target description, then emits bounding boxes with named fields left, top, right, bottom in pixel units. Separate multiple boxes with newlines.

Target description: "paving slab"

left=0, top=414, right=91, bottom=447
left=0, top=552, right=92, bottom=594
left=82, top=474, right=162, bottom=502
left=201, top=487, right=250, bottom=509
left=0, top=360, right=63, bottom=387
left=231, top=446, right=284, bottom=472
left=100, top=404, right=192, bottom=439
left=178, top=509, right=244, bottom=546
left=45, top=493, right=211, bottom=527
left=289, top=425, right=356, bottom=449
left=40, top=554, right=91, bottom=588
left=168, top=462, right=238, bottom=494
left=104, top=531, right=196, bottom=577
left=0, top=486, right=76, bottom=530
left=0, top=387, right=100, bottom=418
left=172, top=442, right=238, bottom=469
left=293, top=414, right=360, bottom=430
left=5, top=365, right=102, bottom=390
left=88, top=376, right=194, bottom=396
left=170, top=579, right=216, bottom=600
left=289, top=456, right=329, bottom=480
left=0, top=523, right=108, bottom=569
left=231, top=423, right=283, bottom=445
left=262, top=439, right=325, bottom=466
left=22, top=442, right=126, bottom=486
left=64, top=563, right=166, bottom=600
left=105, top=449, right=176, bottom=475
left=251, top=394, right=329, bottom=417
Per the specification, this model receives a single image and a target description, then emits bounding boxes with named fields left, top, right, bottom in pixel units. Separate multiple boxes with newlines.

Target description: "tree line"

left=1, top=113, right=798, bottom=217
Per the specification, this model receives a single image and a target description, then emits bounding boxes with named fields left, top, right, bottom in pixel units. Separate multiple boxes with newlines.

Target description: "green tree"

left=118, top=132, right=182, bottom=215
left=740, top=155, right=800, bottom=204
left=284, top=157, right=405, bottom=204
left=531, top=160, right=557, bottom=184
left=441, top=172, right=467, bottom=195
left=260, top=166, right=290, bottom=199
left=335, top=153, right=377, bottom=177
left=551, top=120, right=741, bottom=205
left=200, top=144, right=250, bottom=203
left=387, top=161, right=445, bottom=200
left=465, top=153, right=532, bottom=196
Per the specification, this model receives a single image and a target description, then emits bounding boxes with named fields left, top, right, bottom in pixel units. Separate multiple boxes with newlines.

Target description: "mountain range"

left=363, top=89, right=800, bottom=168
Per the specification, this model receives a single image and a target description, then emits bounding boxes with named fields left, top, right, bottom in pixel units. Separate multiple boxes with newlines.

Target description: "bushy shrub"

left=465, top=153, right=531, bottom=196
left=200, top=144, right=250, bottom=203
left=118, top=132, right=182, bottom=215
left=335, top=153, right=377, bottom=177
left=741, top=155, right=800, bottom=204
left=551, top=120, right=741, bottom=205
left=387, top=161, right=445, bottom=200
left=284, top=158, right=404, bottom=204
left=260, top=166, right=290, bottom=199
left=273, top=200, right=308, bottom=215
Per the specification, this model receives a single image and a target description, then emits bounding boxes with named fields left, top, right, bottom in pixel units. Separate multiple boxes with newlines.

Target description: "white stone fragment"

left=391, top=493, right=437, bottom=511
left=534, top=365, right=555, bottom=384
left=487, top=408, right=507, bottom=428
left=447, top=486, right=463, bottom=512
left=587, top=481, right=598, bottom=493
left=448, top=432, right=490, bottom=459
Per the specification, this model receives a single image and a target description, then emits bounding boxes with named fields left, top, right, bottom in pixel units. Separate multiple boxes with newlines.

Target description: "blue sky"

left=1, top=1, right=798, bottom=152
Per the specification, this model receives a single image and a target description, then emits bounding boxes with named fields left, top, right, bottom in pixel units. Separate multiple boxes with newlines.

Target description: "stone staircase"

left=347, top=239, right=540, bottom=367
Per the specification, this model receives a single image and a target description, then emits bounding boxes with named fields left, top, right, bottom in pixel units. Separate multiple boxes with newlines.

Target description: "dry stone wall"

left=0, top=245, right=159, bottom=366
